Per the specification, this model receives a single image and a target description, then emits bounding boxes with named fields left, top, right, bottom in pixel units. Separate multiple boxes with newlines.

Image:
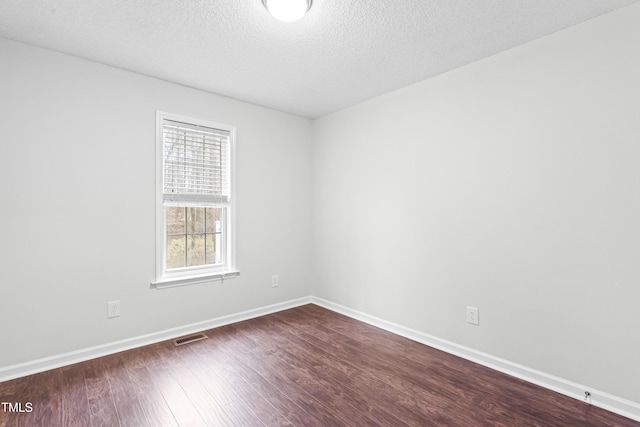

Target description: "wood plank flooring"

left=0, top=304, right=637, bottom=426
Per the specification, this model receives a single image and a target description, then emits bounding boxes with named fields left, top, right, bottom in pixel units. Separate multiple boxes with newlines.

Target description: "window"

left=153, top=111, right=238, bottom=288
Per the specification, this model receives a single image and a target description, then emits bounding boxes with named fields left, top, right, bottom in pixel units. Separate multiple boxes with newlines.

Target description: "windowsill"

left=151, top=270, right=240, bottom=290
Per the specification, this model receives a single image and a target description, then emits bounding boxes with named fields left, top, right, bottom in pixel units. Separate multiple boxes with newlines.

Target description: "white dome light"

left=262, top=0, right=312, bottom=23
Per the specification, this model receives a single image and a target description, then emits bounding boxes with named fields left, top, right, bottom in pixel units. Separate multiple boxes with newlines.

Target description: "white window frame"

left=152, top=111, right=238, bottom=289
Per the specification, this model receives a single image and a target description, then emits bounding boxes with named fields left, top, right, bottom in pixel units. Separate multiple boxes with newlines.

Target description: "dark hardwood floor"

left=0, top=304, right=637, bottom=426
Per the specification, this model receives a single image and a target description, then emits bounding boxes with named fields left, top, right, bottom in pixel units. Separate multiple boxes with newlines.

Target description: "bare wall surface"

left=312, top=3, right=640, bottom=403
left=0, top=38, right=313, bottom=367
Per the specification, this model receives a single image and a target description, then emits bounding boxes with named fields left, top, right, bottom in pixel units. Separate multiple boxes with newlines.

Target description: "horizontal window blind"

left=163, top=119, right=230, bottom=205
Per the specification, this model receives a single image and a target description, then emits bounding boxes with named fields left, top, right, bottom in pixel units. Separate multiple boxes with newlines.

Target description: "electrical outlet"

left=271, top=275, right=279, bottom=288
left=466, top=306, right=479, bottom=326
left=107, top=300, right=121, bottom=318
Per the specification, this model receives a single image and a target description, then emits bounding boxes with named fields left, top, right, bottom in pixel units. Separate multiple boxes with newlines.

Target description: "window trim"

left=153, top=111, right=238, bottom=289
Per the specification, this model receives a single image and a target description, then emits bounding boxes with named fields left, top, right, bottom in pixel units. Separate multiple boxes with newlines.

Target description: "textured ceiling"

left=0, top=0, right=637, bottom=118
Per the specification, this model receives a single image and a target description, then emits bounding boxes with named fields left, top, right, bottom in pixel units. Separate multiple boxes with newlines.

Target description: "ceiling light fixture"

left=262, top=0, right=312, bottom=23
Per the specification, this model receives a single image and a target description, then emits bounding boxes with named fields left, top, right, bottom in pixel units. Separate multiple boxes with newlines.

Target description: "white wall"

left=0, top=38, right=313, bottom=367
left=312, top=3, right=640, bottom=403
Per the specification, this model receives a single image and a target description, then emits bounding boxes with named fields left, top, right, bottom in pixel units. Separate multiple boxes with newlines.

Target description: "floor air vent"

left=173, top=333, right=208, bottom=346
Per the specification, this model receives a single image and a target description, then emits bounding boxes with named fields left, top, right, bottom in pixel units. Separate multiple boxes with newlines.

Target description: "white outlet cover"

left=467, top=306, right=479, bottom=326
left=107, top=300, right=121, bottom=318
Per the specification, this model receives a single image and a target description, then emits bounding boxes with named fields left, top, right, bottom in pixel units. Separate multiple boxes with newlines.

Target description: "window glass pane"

left=166, top=235, right=186, bottom=269
left=186, top=207, right=205, bottom=233
left=205, top=234, right=217, bottom=264
left=205, top=207, right=222, bottom=233
left=166, top=207, right=185, bottom=235
left=187, top=235, right=205, bottom=266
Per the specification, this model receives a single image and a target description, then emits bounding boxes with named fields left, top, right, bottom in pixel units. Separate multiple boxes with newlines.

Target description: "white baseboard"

left=0, top=296, right=312, bottom=383
left=311, top=296, right=640, bottom=423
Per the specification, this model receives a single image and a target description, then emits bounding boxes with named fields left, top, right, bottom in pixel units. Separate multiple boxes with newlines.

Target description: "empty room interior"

left=1, top=0, right=639, bottom=425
